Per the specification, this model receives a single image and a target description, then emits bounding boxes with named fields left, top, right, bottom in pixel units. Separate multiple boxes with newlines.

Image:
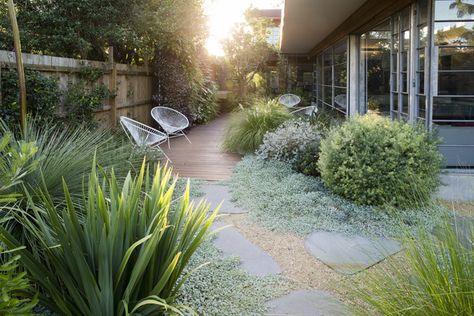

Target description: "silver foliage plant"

left=256, top=119, right=322, bottom=164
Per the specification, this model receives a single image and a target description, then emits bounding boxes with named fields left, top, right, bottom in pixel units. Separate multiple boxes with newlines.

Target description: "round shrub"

left=318, top=115, right=443, bottom=208
left=256, top=119, right=322, bottom=175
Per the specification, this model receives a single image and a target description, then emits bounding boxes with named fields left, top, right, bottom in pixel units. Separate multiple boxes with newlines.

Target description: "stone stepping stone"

left=437, top=173, right=474, bottom=202
left=196, top=183, right=248, bottom=214
left=212, top=222, right=281, bottom=277
left=305, top=231, right=401, bottom=275
left=265, top=289, right=350, bottom=316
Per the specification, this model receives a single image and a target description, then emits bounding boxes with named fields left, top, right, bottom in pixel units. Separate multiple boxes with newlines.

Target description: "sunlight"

left=204, top=0, right=282, bottom=56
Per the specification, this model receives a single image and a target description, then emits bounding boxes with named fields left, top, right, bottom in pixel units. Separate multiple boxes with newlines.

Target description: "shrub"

left=292, top=144, right=321, bottom=177
left=0, top=133, right=38, bottom=202
left=355, top=219, right=474, bottom=315
left=190, top=78, right=218, bottom=125
left=318, top=115, right=443, bottom=208
left=62, top=80, right=110, bottom=126
left=223, top=97, right=291, bottom=154
left=0, top=161, right=218, bottom=315
left=0, top=69, right=60, bottom=126
left=256, top=119, right=322, bottom=175
left=0, top=247, right=38, bottom=315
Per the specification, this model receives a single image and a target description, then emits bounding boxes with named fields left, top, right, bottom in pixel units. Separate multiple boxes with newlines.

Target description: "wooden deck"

left=162, top=115, right=242, bottom=181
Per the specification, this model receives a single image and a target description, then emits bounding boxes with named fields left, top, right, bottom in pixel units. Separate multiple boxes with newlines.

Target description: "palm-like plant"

left=0, top=118, right=140, bottom=202
left=0, top=161, right=218, bottom=315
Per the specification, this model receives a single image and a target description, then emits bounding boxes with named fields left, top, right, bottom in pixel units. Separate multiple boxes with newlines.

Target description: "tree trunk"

left=8, top=0, right=27, bottom=131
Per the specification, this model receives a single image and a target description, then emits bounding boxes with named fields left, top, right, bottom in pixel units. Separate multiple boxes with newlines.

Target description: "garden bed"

left=228, top=155, right=447, bottom=238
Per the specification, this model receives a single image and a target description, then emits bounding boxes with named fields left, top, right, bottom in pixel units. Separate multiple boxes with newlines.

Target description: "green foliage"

left=223, top=98, right=291, bottom=154
left=256, top=119, right=322, bottom=176
left=223, top=9, right=276, bottom=101
left=63, top=81, right=110, bottom=126
left=0, top=247, right=38, bottom=315
left=318, top=115, right=443, bottom=208
left=229, top=156, right=445, bottom=238
left=293, top=144, right=321, bottom=177
left=0, top=161, right=218, bottom=315
left=0, top=69, right=60, bottom=126
left=0, top=0, right=206, bottom=64
left=355, top=219, right=474, bottom=315
left=178, top=239, right=294, bottom=315
left=0, top=118, right=139, bottom=203
left=189, top=78, right=218, bottom=125
left=0, top=133, right=38, bottom=202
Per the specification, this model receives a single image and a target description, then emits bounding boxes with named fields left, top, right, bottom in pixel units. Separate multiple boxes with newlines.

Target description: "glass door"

left=360, top=20, right=392, bottom=116
left=432, top=0, right=474, bottom=166
left=390, top=7, right=412, bottom=120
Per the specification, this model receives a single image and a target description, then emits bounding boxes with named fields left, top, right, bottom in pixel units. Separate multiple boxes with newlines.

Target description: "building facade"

left=281, top=0, right=474, bottom=167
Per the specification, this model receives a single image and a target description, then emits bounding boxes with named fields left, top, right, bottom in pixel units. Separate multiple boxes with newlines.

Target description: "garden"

left=0, top=0, right=473, bottom=315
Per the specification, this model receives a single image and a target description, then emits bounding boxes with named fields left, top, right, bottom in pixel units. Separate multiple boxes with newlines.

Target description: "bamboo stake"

left=7, top=0, right=27, bottom=130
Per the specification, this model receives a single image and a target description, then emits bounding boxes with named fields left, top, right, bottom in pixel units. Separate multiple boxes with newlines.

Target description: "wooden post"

left=108, top=46, right=117, bottom=127
left=7, top=0, right=27, bottom=131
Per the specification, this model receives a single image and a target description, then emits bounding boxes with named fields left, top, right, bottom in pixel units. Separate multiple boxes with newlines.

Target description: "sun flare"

left=204, top=0, right=282, bottom=56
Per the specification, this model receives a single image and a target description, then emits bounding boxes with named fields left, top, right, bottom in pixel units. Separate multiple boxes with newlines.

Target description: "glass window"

left=360, top=19, right=391, bottom=116
left=439, top=47, right=474, bottom=70
left=418, top=95, right=426, bottom=118
left=435, top=0, right=474, bottom=21
left=434, top=22, right=474, bottom=46
left=438, top=72, right=474, bottom=95
left=433, top=97, right=474, bottom=120
left=314, top=40, right=348, bottom=113
left=418, top=0, right=429, bottom=24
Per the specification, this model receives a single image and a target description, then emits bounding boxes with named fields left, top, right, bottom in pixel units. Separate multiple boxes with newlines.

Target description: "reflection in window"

left=360, top=20, right=392, bottom=116
left=434, top=0, right=474, bottom=123
left=313, top=40, right=348, bottom=114
left=433, top=97, right=474, bottom=120
left=435, top=0, right=474, bottom=21
left=434, top=22, right=474, bottom=45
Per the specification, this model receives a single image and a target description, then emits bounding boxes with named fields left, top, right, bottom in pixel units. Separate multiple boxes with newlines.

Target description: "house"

left=280, top=0, right=474, bottom=167
left=257, top=9, right=282, bottom=47
left=257, top=9, right=283, bottom=93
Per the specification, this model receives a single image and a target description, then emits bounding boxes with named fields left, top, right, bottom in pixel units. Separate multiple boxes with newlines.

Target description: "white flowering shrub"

left=256, top=119, right=322, bottom=166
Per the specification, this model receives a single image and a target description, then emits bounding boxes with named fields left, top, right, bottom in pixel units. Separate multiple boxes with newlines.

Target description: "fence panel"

left=0, top=50, right=154, bottom=127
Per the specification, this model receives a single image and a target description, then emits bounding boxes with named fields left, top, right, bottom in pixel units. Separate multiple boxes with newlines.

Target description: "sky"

left=204, top=0, right=283, bottom=56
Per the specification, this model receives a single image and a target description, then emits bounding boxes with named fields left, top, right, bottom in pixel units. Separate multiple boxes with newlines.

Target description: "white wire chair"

left=335, top=94, right=347, bottom=110
left=119, top=116, right=170, bottom=161
left=292, top=104, right=318, bottom=117
left=151, top=106, right=191, bottom=148
left=278, top=94, right=301, bottom=108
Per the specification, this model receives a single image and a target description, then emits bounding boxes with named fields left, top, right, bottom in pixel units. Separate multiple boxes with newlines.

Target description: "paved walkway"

left=162, top=115, right=241, bottom=181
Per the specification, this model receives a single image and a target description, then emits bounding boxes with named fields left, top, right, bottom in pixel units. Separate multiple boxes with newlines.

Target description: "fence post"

left=108, top=46, right=117, bottom=127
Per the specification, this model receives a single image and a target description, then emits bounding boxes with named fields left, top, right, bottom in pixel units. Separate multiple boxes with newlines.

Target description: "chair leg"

left=167, top=135, right=171, bottom=149
left=182, top=132, right=192, bottom=144
left=155, top=144, right=172, bottom=163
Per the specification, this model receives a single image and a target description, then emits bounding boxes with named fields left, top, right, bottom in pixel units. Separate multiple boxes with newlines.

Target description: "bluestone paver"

left=196, top=183, right=248, bottom=214
left=305, top=231, right=401, bottom=275
left=438, top=173, right=474, bottom=202
left=265, top=289, right=350, bottom=316
left=212, top=222, right=281, bottom=276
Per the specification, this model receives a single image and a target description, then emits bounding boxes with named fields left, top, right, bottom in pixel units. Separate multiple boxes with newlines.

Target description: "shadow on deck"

left=162, top=115, right=241, bottom=181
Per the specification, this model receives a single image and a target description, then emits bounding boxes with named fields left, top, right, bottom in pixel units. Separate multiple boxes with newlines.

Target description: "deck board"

left=162, top=115, right=241, bottom=181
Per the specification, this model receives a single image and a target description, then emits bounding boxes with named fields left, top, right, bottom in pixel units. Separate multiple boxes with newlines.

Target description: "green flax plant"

left=355, top=218, right=473, bottom=315
left=0, top=160, right=218, bottom=315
